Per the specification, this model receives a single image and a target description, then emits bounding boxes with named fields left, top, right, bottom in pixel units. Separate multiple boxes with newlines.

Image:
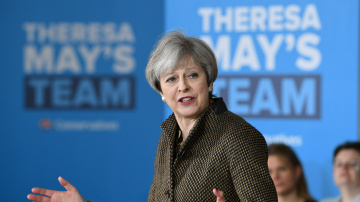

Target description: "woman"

left=320, top=142, right=360, bottom=202
left=27, top=31, right=277, bottom=201
left=268, top=143, right=316, bottom=202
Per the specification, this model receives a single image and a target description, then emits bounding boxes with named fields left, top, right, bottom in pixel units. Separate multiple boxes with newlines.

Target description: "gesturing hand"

left=27, top=176, right=86, bottom=202
left=213, top=188, right=225, bottom=202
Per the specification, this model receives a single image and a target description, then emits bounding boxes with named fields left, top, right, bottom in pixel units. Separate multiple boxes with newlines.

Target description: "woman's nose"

left=178, top=77, right=189, bottom=91
left=270, top=171, right=278, bottom=180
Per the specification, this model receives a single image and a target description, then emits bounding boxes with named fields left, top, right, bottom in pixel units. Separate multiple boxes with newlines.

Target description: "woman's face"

left=333, top=149, right=360, bottom=188
left=268, top=155, right=300, bottom=196
left=159, top=58, right=211, bottom=121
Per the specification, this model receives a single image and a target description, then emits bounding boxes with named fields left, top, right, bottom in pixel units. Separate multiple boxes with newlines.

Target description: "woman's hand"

left=27, top=176, right=86, bottom=202
left=213, top=188, right=225, bottom=202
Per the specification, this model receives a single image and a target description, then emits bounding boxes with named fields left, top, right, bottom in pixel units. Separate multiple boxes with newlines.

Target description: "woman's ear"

left=209, top=82, right=213, bottom=92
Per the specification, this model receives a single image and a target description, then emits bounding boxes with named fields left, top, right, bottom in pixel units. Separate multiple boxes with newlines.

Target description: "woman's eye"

left=279, top=167, right=286, bottom=171
left=166, top=77, right=176, bottom=83
left=188, top=73, right=198, bottom=78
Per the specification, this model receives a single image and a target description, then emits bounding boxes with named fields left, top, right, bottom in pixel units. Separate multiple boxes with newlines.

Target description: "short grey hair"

left=145, top=31, right=218, bottom=93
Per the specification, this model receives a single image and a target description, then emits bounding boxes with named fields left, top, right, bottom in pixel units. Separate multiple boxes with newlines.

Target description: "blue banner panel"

left=165, top=0, right=359, bottom=200
left=0, top=0, right=164, bottom=201
left=215, top=75, right=321, bottom=119
left=25, top=76, right=135, bottom=109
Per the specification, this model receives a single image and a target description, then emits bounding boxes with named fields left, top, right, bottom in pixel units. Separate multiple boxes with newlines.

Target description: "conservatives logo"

left=39, top=118, right=120, bottom=132
left=23, top=22, right=136, bottom=109
left=39, top=118, right=52, bottom=130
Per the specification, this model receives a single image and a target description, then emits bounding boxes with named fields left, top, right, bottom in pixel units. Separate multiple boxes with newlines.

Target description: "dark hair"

left=268, top=143, right=316, bottom=202
left=333, top=141, right=360, bottom=161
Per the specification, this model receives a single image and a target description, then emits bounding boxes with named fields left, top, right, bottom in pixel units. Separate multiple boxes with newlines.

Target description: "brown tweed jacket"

left=148, top=98, right=277, bottom=201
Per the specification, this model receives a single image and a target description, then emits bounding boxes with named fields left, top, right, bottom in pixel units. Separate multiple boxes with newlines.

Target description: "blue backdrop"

left=0, top=0, right=359, bottom=201
left=0, top=0, right=164, bottom=201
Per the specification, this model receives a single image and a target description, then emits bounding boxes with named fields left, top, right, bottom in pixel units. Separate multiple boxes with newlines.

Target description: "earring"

left=208, top=87, right=213, bottom=92
left=162, top=96, right=166, bottom=102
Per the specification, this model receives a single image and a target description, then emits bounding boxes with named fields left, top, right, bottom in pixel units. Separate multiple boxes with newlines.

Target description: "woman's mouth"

left=180, top=97, right=192, bottom=102
left=178, top=97, right=195, bottom=104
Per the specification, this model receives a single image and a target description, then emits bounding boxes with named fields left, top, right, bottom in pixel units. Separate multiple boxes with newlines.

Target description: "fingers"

left=213, top=188, right=225, bottom=202
left=58, top=176, right=77, bottom=192
left=31, top=187, right=56, bottom=197
left=212, top=188, right=223, bottom=197
left=27, top=193, right=52, bottom=202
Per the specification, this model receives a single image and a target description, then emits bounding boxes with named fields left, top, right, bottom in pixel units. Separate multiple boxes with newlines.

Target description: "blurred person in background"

left=268, top=143, right=317, bottom=202
left=321, top=141, right=360, bottom=202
